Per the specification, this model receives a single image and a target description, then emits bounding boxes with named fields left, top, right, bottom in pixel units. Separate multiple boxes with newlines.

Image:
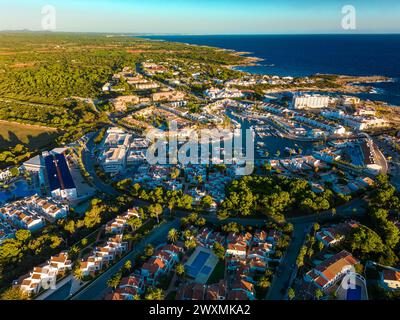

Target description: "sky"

left=0, top=0, right=399, bottom=34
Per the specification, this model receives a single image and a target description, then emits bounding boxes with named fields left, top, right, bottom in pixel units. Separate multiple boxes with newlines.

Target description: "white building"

left=293, top=94, right=331, bottom=110
left=0, top=195, right=68, bottom=233
left=205, top=88, right=244, bottom=100
left=100, top=128, right=132, bottom=174
left=380, top=270, right=400, bottom=291
left=322, top=110, right=388, bottom=131
left=294, top=115, right=347, bottom=135
left=18, top=252, right=73, bottom=296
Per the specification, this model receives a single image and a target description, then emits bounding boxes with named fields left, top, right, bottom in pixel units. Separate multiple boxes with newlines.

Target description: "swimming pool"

left=200, top=266, right=212, bottom=275
left=0, top=180, right=37, bottom=204
left=186, top=251, right=211, bottom=278
left=346, top=285, right=362, bottom=300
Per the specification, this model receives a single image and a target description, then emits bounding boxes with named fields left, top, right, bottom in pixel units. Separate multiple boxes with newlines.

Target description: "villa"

left=79, top=234, right=128, bottom=277
left=0, top=195, right=68, bottom=233
left=17, top=252, right=72, bottom=296
left=304, top=250, right=359, bottom=291
left=106, top=275, right=145, bottom=300
left=380, top=269, right=400, bottom=291
left=105, top=207, right=141, bottom=234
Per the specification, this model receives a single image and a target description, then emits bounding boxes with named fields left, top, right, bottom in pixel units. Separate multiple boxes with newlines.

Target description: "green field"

left=0, top=120, right=59, bottom=151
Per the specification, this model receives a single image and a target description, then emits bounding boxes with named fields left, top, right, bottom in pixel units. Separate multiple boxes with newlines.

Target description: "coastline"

left=138, top=35, right=399, bottom=105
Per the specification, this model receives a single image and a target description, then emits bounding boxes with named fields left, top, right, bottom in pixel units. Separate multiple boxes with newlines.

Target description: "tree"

left=0, top=287, right=30, bottom=300
left=123, top=260, right=132, bottom=273
left=73, top=267, right=84, bottom=282
left=201, top=195, right=214, bottom=210
left=315, top=289, right=324, bottom=300
left=213, top=242, right=226, bottom=260
left=175, top=263, right=185, bottom=277
left=349, top=226, right=385, bottom=258
left=107, top=272, right=122, bottom=290
left=127, top=217, right=142, bottom=232
left=15, top=230, right=31, bottom=243
left=145, top=287, right=164, bottom=300
left=287, top=288, right=296, bottom=300
left=382, top=221, right=400, bottom=249
left=167, top=199, right=176, bottom=216
left=257, top=276, right=271, bottom=289
left=222, top=222, right=242, bottom=234
left=167, top=229, right=179, bottom=243
left=170, top=168, right=180, bottom=180
left=9, top=167, right=20, bottom=177
left=148, top=203, right=163, bottom=223
left=184, top=239, right=196, bottom=250
left=145, top=244, right=154, bottom=257
left=64, top=220, right=76, bottom=234
left=196, top=217, right=206, bottom=227
left=296, top=245, right=307, bottom=268
left=68, top=245, right=80, bottom=260
left=81, top=238, right=88, bottom=247
left=132, top=183, right=141, bottom=196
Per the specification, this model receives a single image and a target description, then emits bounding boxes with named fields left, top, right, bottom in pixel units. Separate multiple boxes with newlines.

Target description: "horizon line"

left=1, top=30, right=400, bottom=36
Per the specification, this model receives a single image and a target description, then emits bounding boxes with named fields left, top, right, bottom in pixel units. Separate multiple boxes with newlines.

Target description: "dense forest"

left=218, top=174, right=345, bottom=221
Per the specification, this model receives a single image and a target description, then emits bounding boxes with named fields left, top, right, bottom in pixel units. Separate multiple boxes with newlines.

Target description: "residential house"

left=380, top=270, right=400, bottom=291
left=304, top=250, right=359, bottom=291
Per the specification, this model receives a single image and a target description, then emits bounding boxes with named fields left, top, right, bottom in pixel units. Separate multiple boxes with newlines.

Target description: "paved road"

left=65, top=190, right=366, bottom=300
left=70, top=218, right=180, bottom=300
left=81, top=136, right=119, bottom=196
left=265, top=197, right=367, bottom=300
left=266, top=221, right=311, bottom=300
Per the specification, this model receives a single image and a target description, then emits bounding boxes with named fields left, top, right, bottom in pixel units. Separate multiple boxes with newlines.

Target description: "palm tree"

left=257, top=276, right=271, bottom=289
left=184, top=239, right=196, bottom=250
left=287, top=288, right=296, bottom=300
left=73, top=267, right=84, bottom=282
left=123, top=260, right=132, bottom=273
left=175, top=263, right=185, bottom=277
left=145, top=287, right=165, bottom=300
left=107, top=272, right=122, bottom=291
left=168, top=228, right=179, bottom=243
left=315, top=289, right=324, bottom=300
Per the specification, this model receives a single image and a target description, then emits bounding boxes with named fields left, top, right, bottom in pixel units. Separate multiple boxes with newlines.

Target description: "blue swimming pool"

left=186, top=251, right=210, bottom=278
left=201, top=266, right=212, bottom=275
left=346, top=285, right=362, bottom=300
left=0, top=180, right=37, bottom=204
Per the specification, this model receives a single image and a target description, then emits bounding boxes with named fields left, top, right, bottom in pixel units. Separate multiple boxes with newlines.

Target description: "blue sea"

left=140, top=34, right=400, bottom=106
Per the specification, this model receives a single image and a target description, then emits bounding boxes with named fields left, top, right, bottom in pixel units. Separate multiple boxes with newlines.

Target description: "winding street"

left=70, top=218, right=180, bottom=300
